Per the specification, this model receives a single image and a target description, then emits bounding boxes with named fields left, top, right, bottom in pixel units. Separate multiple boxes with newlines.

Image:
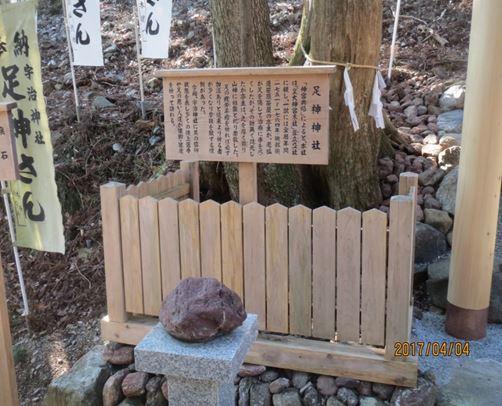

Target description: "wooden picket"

left=101, top=170, right=419, bottom=386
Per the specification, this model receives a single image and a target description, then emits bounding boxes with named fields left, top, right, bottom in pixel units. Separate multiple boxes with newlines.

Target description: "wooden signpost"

left=157, top=66, right=334, bottom=203
left=0, top=103, right=19, bottom=405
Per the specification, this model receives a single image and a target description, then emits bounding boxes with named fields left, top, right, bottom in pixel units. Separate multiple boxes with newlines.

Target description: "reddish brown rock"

left=238, top=364, right=267, bottom=377
left=122, top=371, right=149, bottom=398
left=103, top=343, right=134, bottom=366
left=103, top=368, right=129, bottom=406
left=160, top=277, right=247, bottom=342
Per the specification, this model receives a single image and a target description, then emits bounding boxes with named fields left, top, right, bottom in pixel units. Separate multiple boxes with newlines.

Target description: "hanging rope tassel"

left=369, top=71, right=386, bottom=129
left=343, top=67, right=360, bottom=132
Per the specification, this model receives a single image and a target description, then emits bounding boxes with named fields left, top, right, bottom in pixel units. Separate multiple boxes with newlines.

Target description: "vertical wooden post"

left=239, top=162, right=258, bottom=204
left=180, top=160, right=200, bottom=202
left=0, top=254, right=19, bottom=406
left=100, top=182, right=127, bottom=323
left=446, top=0, right=502, bottom=340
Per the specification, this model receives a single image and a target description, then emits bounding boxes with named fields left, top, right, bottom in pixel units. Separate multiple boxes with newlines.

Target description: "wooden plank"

left=178, top=199, right=201, bottom=278
left=120, top=195, right=144, bottom=314
left=157, top=66, right=336, bottom=78
left=312, top=207, right=336, bottom=339
left=154, top=183, right=190, bottom=200
left=0, top=256, right=19, bottom=406
left=180, top=161, right=200, bottom=201
left=239, top=163, right=258, bottom=204
left=100, top=182, right=127, bottom=322
left=221, top=201, right=244, bottom=297
left=386, top=195, right=414, bottom=359
left=361, top=209, right=387, bottom=346
left=243, top=202, right=266, bottom=330
left=139, top=197, right=162, bottom=316
left=158, top=198, right=181, bottom=298
left=398, top=172, right=419, bottom=196
left=265, top=204, right=289, bottom=333
left=199, top=200, right=222, bottom=281
left=101, top=316, right=417, bottom=387
left=336, top=207, right=361, bottom=343
left=288, top=205, right=312, bottom=337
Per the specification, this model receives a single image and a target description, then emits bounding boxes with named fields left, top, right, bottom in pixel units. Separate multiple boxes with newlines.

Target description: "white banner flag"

left=65, top=0, right=103, bottom=66
left=137, top=0, right=173, bottom=59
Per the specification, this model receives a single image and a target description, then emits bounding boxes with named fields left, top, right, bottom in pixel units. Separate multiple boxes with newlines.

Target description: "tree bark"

left=306, top=0, right=383, bottom=209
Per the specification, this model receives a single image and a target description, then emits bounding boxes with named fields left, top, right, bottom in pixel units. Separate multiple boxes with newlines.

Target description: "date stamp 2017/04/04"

left=394, top=341, right=471, bottom=357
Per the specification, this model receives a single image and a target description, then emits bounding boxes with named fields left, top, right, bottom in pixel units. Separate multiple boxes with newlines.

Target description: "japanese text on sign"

left=0, top=0, right=65, bottom=253
left=65, top=0, right=103, bottom=66
left=137, top=0, right=173, bottom=59
left=160, top=67, right=333, bottom=165
left=0, top=103, right=19, bottom=181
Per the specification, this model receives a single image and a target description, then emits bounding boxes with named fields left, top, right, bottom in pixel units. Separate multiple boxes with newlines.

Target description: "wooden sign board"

left=0, top=103, right=19, bottom=181
left=158, top=67, right=335, bottom=165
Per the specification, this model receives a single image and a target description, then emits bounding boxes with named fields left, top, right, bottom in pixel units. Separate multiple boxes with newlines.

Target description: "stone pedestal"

left=135, top=314, right=258, bottom=406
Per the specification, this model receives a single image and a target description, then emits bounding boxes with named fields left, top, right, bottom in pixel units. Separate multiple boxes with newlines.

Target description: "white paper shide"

left=137, top=0, right=173, bottom=59
left=65, top=0, right=103, bottom=66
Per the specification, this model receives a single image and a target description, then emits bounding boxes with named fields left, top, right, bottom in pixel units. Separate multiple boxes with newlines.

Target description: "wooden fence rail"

left=101, top=170, right=418, bottom=386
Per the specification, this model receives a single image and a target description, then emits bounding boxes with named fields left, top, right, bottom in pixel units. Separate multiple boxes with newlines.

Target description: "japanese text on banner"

left=0, top=0, right=65, bottom=253
left=137, top=0, right=173, bottom=59
left=65, top=0, right=103, bottom=66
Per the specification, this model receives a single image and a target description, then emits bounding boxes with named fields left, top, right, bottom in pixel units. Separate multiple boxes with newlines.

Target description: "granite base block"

left=135, top=314, right=258, bottom=383
left=167, top=376, right=235, bottom=406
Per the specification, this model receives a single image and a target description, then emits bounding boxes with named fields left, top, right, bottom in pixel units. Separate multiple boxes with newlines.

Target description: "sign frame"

left=157, top=66, right=335, bottom=166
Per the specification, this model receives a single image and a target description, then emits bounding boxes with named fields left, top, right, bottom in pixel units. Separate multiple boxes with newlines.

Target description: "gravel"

left=412, top=312, right=502, bottom=385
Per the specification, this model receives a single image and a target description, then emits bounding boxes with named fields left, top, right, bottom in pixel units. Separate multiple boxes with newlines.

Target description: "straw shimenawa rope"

left=301, top=44, right=380, bottom=70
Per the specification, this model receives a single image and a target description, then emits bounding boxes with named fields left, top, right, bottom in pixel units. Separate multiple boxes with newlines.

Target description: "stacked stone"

left=102, top=343, right=168, bottom=406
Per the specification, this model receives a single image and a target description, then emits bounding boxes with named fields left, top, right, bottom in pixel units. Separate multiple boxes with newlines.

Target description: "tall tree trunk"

left=208, top=0, right=305, bottom=205
left=306, top=0, right=383, bottom=209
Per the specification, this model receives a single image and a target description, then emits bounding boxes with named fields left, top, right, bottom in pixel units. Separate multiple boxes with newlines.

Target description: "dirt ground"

left=1, top=0, right=472, bottom=404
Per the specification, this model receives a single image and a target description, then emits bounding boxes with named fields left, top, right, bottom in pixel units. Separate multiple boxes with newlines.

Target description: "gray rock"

left=103, top=368, right=129, bottom=406
left=122, top=372, right=148, bottom=398
left=418, top=167, right=445, bottom=186
left=488, top=271, right=502, bottom=323
left=272, top=389, right=302, bottom=406
left=44, top=345, right=110, bottom=406
left=118, top=399, right=144, bottom=406
left=239, top=377, right=257, bottom=406
left=250, top=382, right=272, bottom=406
left=437, top=110, right=463, bottom=133
left=260, top=370, right=280, bottom=383
left=145, top=376, right=167, bottom=406
left=291, top=372, right=310, bottom=389
left=335, top=377, right=360, bottom=389
left=438, top=146, right=461, bottom=171
left=423, top=195, right=442, bottom=210
left=439, top=84, right=465, bottom=111
left=357, top=381, right=373, bottom=396
left=437, top=359, right=502, bottom=405
left=423, top=134, right=438, bottom=145
left=424, top=209, right=453, bottom=234
left=415, top=223, right=449, bottom=263
left=269, top=378, right=290, bottom=394
left=436, top=167, right=459, bottom=215
left=372, top=383, right=395, bottom=400
left=93, top=95, right=115, bottom=109
left=326, top=397, right=345, bottom=406
left=359, top=397, right=387, bottom=406
left=316, top=375, right=337, bottom=396
left=426, top=278, right=449, bottom=309
left=404, top=105, right=418, bottom=121
left=427, top=257, right=451, bottom=281
left=390, top=377, right=437, bottom=406
left=337, top=387, right=359, bottom=406
left=302, top=384, right=321, bottom=406
left=239, top=364, right=267, bottom=377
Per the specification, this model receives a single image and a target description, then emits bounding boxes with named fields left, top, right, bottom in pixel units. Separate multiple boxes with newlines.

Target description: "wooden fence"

left=100, top=169, right=418, bottom=386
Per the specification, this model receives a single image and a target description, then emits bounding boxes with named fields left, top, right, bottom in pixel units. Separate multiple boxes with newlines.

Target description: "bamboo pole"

left=0, top=253, right=19, bottom=406
left=446, top=0, right=502, bottom=339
